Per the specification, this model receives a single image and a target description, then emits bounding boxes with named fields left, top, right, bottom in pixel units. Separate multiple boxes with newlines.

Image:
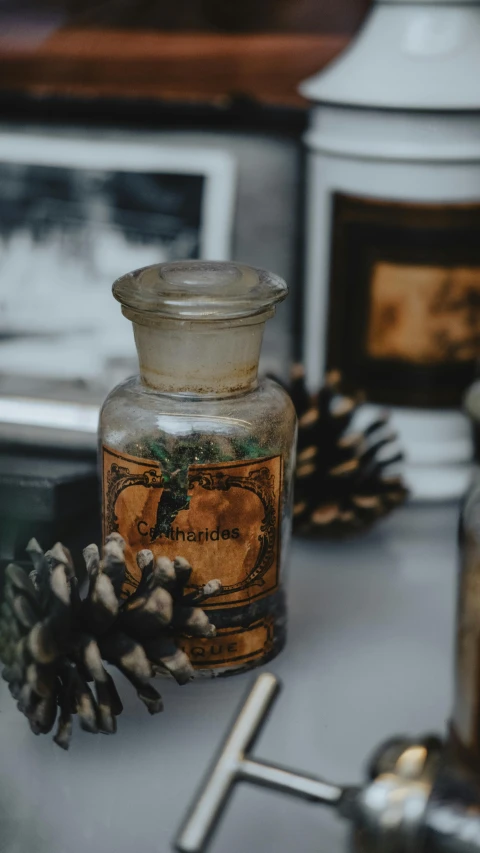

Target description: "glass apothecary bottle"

left=100, top=261, right=296, bottom=676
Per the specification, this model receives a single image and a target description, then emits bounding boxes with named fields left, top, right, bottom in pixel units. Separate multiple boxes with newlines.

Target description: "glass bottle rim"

left=112, top=260, right=288, bottom=321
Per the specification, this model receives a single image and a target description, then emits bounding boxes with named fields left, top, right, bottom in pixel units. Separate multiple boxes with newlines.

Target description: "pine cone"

left=0, top=534, right=222, bottom=749
left=290, top=367, right=408, bottom=536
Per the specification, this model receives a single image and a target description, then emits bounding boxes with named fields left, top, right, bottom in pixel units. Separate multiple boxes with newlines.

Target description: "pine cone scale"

left=28, top=622, right=60, bottom=665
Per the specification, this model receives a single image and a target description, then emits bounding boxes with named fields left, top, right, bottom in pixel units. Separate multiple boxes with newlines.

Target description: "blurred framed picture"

left=0, top=129, right=236, bottom=388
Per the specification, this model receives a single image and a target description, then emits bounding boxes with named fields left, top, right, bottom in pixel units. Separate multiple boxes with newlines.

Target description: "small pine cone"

left=290, top=366, right=408, bottom=536
left=0, top=536, right=222, bottom=750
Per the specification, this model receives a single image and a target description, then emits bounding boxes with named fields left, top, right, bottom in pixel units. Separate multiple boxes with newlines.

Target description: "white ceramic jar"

left=300, top=0, right=480, bottom=501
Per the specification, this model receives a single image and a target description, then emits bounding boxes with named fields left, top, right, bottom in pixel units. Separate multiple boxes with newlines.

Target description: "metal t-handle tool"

left=174, top=673, right=456, bottom=853
left=175, top=516, right=480, bottom=853
left=174, top=672, right=350, bottom=853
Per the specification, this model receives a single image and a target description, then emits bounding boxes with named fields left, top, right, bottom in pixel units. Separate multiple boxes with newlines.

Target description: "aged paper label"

left=180, top=618, right=275, bottom=669
left=327, top=193, right=480, bottom=406
left=102, top=446, right=282, bottom=610
left=367, top=262, right=480, bottom=365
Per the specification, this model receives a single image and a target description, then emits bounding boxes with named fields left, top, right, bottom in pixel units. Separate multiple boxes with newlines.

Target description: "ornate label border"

left=103, top=447, right=282, bottom=608
left=188, top=462, right=278, bottom=595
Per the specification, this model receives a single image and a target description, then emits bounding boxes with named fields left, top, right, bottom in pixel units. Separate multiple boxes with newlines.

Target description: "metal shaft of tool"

left=239, top=758, right=343, bottom=804
left=174, top=673, right=344, bottom=853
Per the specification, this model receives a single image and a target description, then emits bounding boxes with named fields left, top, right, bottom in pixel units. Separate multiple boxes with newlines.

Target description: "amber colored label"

left=180, top=617, right=275, bottom=669
left=102, top=446, right=282, bottom=609
left=367, top=262, right=480, bottom=365
left=328, top=193, right=480, bottom=407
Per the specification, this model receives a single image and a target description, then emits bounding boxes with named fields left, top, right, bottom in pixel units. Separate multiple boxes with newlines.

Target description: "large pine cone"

left=290, top=367, right=408, bottom=536
left=0, top=534, right=221, bottom=749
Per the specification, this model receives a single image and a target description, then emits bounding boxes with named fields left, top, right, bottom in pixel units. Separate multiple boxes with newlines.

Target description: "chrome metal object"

left=174, top=673, right=448, bottom=853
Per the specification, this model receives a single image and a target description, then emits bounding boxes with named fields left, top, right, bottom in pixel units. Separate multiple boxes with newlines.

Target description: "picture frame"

left=0, top=128, right=237, bottom=387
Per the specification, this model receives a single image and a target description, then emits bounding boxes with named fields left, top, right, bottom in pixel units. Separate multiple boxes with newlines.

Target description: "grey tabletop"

left=0, top=503, right=458, bottom=853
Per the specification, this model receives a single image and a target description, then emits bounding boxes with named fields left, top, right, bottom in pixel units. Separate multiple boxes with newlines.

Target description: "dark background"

left=1, top=0, right=369, bottom=33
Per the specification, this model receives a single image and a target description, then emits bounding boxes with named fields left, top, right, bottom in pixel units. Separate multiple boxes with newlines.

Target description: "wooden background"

left=0, top=0, right=369, bottom=107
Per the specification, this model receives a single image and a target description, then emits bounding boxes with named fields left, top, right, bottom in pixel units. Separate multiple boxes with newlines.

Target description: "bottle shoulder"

left=100, top=375, right=296, bottom=460
left=101, top=375, right=295, bottom=420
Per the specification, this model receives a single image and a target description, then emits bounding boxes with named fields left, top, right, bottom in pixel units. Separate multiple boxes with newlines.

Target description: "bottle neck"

left=127, top=311, right=271, bottom=397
